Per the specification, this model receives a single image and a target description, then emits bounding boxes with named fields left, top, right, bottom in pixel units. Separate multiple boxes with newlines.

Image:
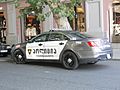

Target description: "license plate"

left=107, top=54, right=111, bottom=59
left=0, top=50, right=8, bottom=52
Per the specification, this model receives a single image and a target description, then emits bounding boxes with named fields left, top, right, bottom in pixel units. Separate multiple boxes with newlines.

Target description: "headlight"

left=7, top=46, right=11, bottom=49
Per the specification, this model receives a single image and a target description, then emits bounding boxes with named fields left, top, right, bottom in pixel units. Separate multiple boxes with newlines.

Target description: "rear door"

left=43, top=33, right=68, bottom=60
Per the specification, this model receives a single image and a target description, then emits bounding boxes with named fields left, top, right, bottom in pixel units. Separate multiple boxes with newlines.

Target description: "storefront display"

left=72, top=4, right=85, bottom=32
left=25, top=15, right=40, bottom=41
left=0, top=11, right=6, bottom=43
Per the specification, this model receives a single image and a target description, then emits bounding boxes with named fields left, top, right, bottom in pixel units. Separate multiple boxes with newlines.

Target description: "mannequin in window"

left=0, top=16, right=6, bottom=27
left=26, top=24, right=37, bottom=40
left=32, top=16, right=40, bottom=34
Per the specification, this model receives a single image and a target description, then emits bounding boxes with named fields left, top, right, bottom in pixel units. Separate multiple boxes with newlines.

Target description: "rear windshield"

left=68, top=32, right=93, bottom=39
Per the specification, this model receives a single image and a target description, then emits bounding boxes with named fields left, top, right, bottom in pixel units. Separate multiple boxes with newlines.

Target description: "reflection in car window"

left=34, top=34, right=47, bottom=42
left=69, top=32, right=92, bottom=39
left=48, top=33, right=63, bottom=41
left=63, top=35, right=70, bottom=40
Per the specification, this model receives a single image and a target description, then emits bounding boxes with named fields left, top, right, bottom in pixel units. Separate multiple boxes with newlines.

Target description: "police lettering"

left=33, top=48, right=56, bottom=54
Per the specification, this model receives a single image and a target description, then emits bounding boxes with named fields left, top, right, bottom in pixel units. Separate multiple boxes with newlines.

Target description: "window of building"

left=112, top=0, right=120, bottom=42
left=0, top=11, right=6, bottom=43
left=69, top=3, right=86, bottom=32
left=25, top=14, right=41, bottom=41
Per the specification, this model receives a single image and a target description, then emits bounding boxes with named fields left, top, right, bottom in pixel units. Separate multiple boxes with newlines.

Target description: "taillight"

left=87, top=41, right=97, bottom=47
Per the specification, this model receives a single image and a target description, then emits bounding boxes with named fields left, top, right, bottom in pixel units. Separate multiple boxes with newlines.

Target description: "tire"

left=13, top=50, right=26, bottom=64
left=62, top=51, right=79, bottom=70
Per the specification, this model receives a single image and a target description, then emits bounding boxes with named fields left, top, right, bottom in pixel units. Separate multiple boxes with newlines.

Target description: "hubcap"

left=67, top=58, right=72, bottom=63
left=18, top=55, right=22, bottom=59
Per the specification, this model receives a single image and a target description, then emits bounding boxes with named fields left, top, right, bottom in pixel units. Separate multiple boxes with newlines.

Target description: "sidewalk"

left=112, top=43, right=120, bottom=60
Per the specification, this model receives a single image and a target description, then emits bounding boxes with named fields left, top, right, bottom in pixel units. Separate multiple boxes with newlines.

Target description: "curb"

left=111, top=59, right=120, bottom=61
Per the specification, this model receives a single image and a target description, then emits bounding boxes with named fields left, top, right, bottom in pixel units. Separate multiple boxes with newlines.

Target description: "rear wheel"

left=62, top=51, right=79, bottom=70
left=13, top=50, right=26, bottom=64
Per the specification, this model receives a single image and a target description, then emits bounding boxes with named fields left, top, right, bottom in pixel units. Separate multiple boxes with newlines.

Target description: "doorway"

left=0, top=11, right=6, bottom=43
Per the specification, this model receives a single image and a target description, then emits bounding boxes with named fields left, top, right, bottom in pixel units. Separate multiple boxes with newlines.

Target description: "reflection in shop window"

left=112, top=1, right=120, bottom=43
left=25, top=14, right=41, bottom=41
left=72, top=3, right=86, bottom=32
left=0, top=11, right=6, bottom=43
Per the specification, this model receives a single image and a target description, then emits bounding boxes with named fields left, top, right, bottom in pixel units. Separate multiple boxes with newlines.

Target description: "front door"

left=26, top=42, right=44, bottom=59
left=26, top=34, right=48, bottom=59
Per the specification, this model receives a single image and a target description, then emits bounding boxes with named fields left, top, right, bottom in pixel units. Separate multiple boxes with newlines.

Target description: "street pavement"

left=0, top=56, right=120, bottom=90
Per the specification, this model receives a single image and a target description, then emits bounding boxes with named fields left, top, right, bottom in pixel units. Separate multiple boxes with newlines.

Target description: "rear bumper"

left=95, top=53, right=112, bottom=60
left=77, top=50, right=113, bottom=64
left=0, top=49, right=11, bottom=55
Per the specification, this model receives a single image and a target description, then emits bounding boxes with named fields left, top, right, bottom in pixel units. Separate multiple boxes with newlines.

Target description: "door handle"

left=59, top=42, right=64, bottom=45
left=39, top=43, right=42, bottom=46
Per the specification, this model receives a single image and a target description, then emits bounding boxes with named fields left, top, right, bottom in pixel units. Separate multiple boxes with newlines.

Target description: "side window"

left=48, top=33, right=62, bottom=41
left=33, top=34, right=47, bottom=42
left=63, top=35, right=70, bottom=40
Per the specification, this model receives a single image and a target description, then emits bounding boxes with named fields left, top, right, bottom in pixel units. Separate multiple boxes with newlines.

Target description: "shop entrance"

left=70, top=3, right=86, bottom=32
left=112, top=0, right=120, bottom=42
left=25, top=14, right=41, bottom=41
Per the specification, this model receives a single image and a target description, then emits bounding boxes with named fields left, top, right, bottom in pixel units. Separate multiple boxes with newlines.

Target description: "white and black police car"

left=11, top=30, right=112, bottom=69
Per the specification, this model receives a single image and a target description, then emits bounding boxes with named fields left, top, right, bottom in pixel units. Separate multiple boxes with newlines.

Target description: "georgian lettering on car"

left=43, top=40, right=67, bottom=60
left=26, top=42, right=44, bottom=59
left=26, top=41, right=67, bottom=60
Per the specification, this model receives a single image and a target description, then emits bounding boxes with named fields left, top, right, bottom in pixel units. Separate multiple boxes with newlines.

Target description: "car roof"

left=44, top=30, right=77, bottom=34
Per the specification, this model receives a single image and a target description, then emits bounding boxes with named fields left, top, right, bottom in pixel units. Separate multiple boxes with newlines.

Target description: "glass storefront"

left=112, top=0, right=120, bottom=42
left=0, top=10, right=6, bottom=43
left=25, top=14, right=41, bottom=41
left=71, top=3, right=86, bottom=32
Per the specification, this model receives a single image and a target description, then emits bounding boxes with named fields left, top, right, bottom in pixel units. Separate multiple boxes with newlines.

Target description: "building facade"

left=0, top=1, right=18, bottom=45
left=85, top=0, right=112, bottom=40
left=0, top=0, right=113, bottom=45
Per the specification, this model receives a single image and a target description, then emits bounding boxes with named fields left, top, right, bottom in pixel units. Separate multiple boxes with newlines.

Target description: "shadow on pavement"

left=26, top=61, right=109, bottom=70
left=1, top=56, right=110, bottom=70
left=26, top=61, right=64, bottom=69
left=77, top=63, right=110, bottom=71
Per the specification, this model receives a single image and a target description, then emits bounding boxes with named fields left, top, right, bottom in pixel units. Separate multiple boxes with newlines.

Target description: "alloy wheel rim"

left=64, top=54, right=74, bottom=67
left=15, top=52, right=23, bottom=62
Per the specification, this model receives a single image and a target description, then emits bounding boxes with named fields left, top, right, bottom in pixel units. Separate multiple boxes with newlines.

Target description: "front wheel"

left=13, top=50, right=26, bottom=64
left=62, top=51, right=79, bottom=70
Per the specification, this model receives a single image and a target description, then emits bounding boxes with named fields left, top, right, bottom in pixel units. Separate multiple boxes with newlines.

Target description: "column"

left=6, top=3, right=18, bottom=45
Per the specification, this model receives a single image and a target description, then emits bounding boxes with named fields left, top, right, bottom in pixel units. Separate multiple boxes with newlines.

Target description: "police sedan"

left=0, top=42, right=11, bottom=57
left=11, top=30, right=112, bottom=69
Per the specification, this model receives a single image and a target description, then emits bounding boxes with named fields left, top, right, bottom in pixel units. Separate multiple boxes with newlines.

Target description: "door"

left=26, top=34, right=48, bottom=59
left=43, top=33, right=67, bottom=60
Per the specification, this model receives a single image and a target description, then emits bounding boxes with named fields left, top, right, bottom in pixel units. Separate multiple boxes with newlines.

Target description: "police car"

left=0, top=42, right=11, bottom=57
left=11, top=30, right=112, bottom=69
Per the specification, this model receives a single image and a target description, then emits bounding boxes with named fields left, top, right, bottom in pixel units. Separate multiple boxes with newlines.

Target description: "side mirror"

left=28, top=40, right=33, bottom=43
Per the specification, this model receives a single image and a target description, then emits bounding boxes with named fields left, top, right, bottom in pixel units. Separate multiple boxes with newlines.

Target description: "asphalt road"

left=0, top=56, right=120, bottom=90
